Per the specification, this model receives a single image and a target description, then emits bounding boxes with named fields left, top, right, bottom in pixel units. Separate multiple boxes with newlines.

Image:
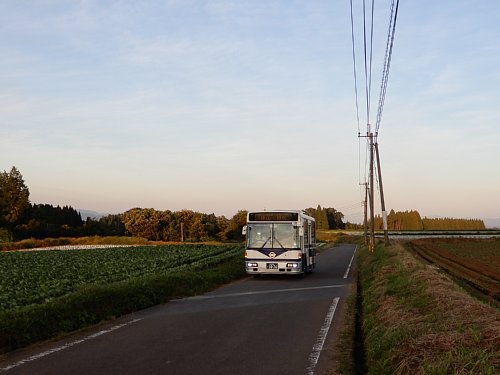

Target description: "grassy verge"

left=0, top=253, right=245, bottom=354
left=329, top=285, right=358, bottom=375
left=357, top=241, right=499, bottom=374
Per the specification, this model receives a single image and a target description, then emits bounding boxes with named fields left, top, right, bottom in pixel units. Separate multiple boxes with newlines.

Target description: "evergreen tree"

left=316, top=205, right=329, bottom=230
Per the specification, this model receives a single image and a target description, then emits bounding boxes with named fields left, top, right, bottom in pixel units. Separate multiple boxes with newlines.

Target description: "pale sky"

left=1, top=1, right=499, bottom=222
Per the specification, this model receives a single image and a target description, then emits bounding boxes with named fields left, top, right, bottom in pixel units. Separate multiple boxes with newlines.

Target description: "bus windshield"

left=247, top=223, right=300, bottom=249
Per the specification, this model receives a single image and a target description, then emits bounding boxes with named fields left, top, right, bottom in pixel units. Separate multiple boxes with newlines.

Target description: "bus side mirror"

left=242, top=225, right=247, bottom=235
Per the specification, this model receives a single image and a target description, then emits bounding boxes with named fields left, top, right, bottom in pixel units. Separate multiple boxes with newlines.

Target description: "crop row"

left=407, top=239, right=500, bottom=300
left=0, top=244, right=243, bottom=311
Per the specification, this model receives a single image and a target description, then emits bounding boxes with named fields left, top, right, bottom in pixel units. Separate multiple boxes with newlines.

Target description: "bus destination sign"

left=249, top=212, right=299, bottom=222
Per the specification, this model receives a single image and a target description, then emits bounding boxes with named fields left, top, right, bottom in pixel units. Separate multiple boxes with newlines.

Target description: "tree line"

left=0, top=167, right=350, bottom=242
left=0, top=166, right=253, bottom=242
left=372, top=209, right=485, bottom=230
left=1, top=166, right=486, bottom=242
left=118, top=208, right=248, bottom=242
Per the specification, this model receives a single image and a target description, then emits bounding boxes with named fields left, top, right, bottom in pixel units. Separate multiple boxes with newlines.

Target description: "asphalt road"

left=0, top=244, right=357, bottom=375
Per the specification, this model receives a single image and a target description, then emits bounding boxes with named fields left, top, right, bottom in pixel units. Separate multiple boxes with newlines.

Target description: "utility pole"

left=375, top=141, right=390, bottom=246
left=359, top=127, right=376, bottom=252
left=180, top=222, right=184, bottom=242
left=363, top=183, right=368, bottom=245
left=368, top=128, right=375, bottom=252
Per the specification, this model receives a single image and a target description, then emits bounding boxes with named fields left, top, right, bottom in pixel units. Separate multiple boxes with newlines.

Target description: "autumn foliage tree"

left=0, top=167, right=30, bottom=240
left=121, top=208, right=233, bottom=242
left=0, top=167, right=30, bottom=229
left=222, top=210, right=247, bottom=241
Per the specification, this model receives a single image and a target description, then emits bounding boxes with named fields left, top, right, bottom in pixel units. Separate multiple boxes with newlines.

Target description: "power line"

left=362, top=0, right=375, bottom=125
left=349, top=0, right=361, bottom=134
left=350, top=0, right=364, bottom=189
left=337, top=202, right=365, bottom=212
left=351, top=0, right=376, bottom=187
left=368, top=0, right=375, bottom=124
left=375, top=0, right=400, bottom=136
left=349, top=1, right=401, bottom=250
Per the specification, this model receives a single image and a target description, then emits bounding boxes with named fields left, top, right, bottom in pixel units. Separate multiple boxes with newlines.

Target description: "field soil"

left=407, top=238, right=500, bottom=300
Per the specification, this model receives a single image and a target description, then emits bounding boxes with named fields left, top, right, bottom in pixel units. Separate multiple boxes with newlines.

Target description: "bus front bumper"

left=245, top=260, right=303, bottom=274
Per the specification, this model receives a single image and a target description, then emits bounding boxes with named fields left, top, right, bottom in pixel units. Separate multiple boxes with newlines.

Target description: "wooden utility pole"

left=369, top=130, right=375, bottom=252
left=363, top=183, right=368, bottom=245
left=375, top=141, right=390, bottom=246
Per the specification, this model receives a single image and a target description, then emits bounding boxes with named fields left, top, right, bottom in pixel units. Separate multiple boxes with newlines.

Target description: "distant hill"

left=77, top=209, right=108, bottom=220
left=484, top=218, right=500, bottom=229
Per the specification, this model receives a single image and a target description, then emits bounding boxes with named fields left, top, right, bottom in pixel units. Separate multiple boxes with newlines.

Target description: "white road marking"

left=182, top=284, right=345, bottom=300
left=0, top=318, right=142, bottom=372
left=343, top=245, right=358, bottom=279
left=306, top=297, right=340, bottom=375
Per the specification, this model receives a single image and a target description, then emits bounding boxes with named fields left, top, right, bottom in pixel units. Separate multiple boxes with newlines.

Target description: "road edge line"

left=0, top=318, right=142, bottom=372
left=306, top=296, right=340, bottom=375
left=343, top=245, right=358, bottom=279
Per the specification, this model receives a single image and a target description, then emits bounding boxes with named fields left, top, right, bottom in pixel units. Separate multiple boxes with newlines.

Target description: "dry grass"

left=392, top=267, right=500, bottom=373
left=359, top=241, right=500, bottom=374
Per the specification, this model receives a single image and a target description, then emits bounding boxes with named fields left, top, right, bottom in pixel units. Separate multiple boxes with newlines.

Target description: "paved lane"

left=0, top=244, right=357, bottom=375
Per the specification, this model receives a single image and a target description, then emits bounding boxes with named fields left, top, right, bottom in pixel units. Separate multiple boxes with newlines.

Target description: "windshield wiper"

left=260, top=237, right=271, bottom=248
left=274, top=238, right=285, bottom=249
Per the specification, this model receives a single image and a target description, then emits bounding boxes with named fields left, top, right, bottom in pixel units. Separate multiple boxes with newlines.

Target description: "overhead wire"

left=362, top=0, right=369, bottom=125
left=368, top=0, right=375, bottom=126
left=349, top=0, right=361, bottom=135
left=362, top=0, right=376, bottom=127
left=350, top=0, right=365, bottom=192
left=352, top=0, right=376, bottom=195
left=349, top=1, right=401, bottom=232
left=375, top=0, right=400, bottom=136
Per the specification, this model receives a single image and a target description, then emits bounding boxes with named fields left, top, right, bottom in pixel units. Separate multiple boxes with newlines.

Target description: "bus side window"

left=308, top=222, right=311, bottom=245
left=304, top=223, right=309, bottom=246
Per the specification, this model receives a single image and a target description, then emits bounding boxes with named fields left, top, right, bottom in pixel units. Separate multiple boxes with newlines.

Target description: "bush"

left=0, top=228, right=13, bottom=243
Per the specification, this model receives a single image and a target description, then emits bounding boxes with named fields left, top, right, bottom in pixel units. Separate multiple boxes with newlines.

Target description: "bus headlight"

left=286, top=263, right=299, bottom=268
left=246, top=262, right=258, bottom=268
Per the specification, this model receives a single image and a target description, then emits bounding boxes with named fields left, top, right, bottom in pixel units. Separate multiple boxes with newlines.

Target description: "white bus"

left=242, top=210, right=316, bottom=276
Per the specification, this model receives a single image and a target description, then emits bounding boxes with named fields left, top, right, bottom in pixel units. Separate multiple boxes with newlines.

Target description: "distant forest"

left=0, top=205, right=346, bottom=242
left=0, top=166, right=487, bottom=242
left=372, top=210, right=486, bottom=231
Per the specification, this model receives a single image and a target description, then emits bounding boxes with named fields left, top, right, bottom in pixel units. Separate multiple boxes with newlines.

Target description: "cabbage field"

left=0, top=244, right=243, bottom=312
